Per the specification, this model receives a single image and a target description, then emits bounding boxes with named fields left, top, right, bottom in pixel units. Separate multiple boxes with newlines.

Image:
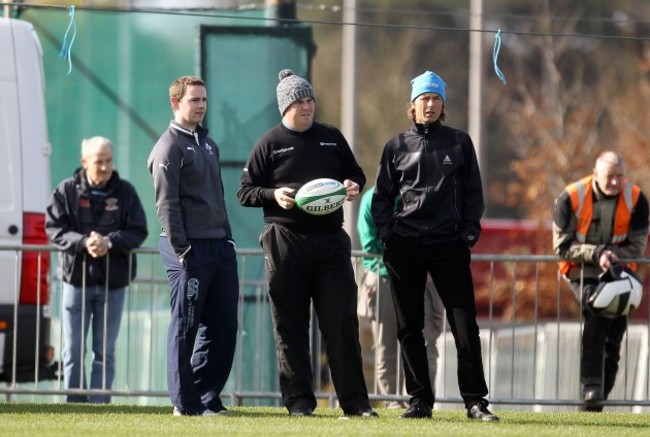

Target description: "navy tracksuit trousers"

left=159, top=236, right=239, bottom=414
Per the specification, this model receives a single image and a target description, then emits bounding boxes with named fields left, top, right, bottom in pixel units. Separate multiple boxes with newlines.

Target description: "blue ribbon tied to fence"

left=59, top=5, right=77, bottom=75
left=493, top=28, right=506, bottom=85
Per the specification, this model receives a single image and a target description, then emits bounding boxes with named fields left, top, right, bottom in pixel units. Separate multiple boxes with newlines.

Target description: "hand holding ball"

left=295, top=178, right=347, bottom=216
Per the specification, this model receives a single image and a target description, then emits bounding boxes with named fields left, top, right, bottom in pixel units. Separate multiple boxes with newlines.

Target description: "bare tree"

left=485, top=1, right=650, bottom=221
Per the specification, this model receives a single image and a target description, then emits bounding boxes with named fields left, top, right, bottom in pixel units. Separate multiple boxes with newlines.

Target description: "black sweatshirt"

left=238, top=121, right=365, bottom=232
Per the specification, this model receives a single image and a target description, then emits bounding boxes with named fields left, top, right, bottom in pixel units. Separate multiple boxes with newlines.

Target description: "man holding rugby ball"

left=238, top=69, right=376, bottom=418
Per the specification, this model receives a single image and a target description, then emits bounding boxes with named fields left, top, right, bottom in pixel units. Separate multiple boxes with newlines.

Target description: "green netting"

left=17, top=7, right=315, bottom=406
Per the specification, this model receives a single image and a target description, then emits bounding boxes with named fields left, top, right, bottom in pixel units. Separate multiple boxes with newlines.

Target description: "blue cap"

left=410, top=70, right=446, bottom=103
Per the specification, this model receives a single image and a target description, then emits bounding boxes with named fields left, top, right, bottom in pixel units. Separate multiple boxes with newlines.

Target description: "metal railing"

left=1, top=244, right=649, bottom=412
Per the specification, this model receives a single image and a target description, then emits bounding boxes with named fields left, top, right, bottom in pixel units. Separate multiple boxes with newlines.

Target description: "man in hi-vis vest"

left=553, top=150, right=649, bottom=411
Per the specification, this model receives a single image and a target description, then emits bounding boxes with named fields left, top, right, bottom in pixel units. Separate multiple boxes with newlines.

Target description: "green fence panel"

left=16, top=7, right=315, bottom=406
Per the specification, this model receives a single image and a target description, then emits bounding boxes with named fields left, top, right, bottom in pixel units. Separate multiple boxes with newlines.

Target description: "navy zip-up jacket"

left=46, top=169, right=148, bottom=289
left=372, top=121, right=484, bottom=247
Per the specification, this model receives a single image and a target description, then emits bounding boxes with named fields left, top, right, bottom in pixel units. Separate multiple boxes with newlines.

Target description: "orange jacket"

left=558, top=175, right=641, bottom=275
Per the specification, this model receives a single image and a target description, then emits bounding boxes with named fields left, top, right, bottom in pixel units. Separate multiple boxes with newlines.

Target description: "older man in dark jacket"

left=46, top=136, right=147, bottom=403
left=553, top=150, right=649, bottom=411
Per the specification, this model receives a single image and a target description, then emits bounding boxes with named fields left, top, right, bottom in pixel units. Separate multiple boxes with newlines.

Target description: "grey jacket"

left=148, top=121, right=233, bottom=256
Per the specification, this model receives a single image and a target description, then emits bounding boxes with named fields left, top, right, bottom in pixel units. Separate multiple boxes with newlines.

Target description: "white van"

left=0, top=17, right=55, bottom=382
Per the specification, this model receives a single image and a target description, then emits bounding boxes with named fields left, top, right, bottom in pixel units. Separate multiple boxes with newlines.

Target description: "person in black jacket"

left=46, top=136, right=148, bottom=403
left=371, top=70, right=498, bottom=421
left=238, top=69, right=376, bottom=418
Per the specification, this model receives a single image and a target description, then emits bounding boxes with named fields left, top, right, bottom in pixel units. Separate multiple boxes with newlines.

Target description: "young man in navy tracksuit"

left=148, top=75, right=239, bottom=416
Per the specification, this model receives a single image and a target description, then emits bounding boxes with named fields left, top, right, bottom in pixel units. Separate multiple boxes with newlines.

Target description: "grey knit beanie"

left=276, top=69, right=315, bottom=116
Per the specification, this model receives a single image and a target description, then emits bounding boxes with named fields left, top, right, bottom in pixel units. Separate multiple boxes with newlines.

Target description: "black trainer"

left=289, top=407, right=313, bottom=417
left=583, top=386, right=603, bottom=403
left=467, top=400, right=499, bottom=422
left=399, top=400, right=432, bottom=419
left=346, top=407, right=378, bottom=418
left=204, top=406, right=231, bottom=416
left=582, top=386, right=604, bottom=412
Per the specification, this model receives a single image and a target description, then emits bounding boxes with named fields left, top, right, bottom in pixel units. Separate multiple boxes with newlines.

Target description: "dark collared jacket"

left=46, top=168, right=148, bottom=289
left=148, top=122, right=233, bottom=256
left=372, top=120, right=484, bottom=247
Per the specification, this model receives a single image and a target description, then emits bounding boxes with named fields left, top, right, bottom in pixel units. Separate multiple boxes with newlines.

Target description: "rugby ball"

left=295, top=178, right=347, bottom=216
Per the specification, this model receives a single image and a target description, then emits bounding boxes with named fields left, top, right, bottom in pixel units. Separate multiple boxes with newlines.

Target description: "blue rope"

left=59, top=5, right=77, bottom=75
left=492, top=28, right=506, bottom=85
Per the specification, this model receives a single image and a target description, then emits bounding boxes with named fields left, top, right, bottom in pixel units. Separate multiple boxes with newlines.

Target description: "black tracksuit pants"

left=260, top=223, right=370, bottom=414
left=572, top=280, right=627, bottom=399
left=383, top=234, right=489, bottom=408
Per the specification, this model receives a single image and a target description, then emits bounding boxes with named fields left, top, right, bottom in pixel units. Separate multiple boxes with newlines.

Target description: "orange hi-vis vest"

left=559, top=175, right=641, bottom=276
